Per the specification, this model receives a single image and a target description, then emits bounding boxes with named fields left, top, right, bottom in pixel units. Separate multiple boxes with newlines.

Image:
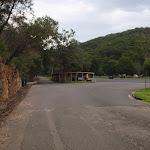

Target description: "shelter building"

left=52, top=70, right=95, bottom=82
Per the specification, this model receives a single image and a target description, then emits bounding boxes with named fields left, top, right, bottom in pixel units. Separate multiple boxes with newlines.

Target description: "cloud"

left=100, top=8, right=150, bottom=32
left=33, top=0, right=96, bottom=22
left=32, top=0, right=150, bottom=42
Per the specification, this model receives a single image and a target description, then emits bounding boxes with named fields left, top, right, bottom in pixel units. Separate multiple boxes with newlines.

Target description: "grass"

left=46, top=76, right=52, bottom=80
left=133, top=88, right=150, bottom=104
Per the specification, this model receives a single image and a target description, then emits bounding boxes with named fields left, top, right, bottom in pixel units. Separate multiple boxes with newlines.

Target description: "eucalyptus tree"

left=143, top=58, right=150, bottom=75
left=1, top=16, right=59, bottom=64
left=53, top=29, right=85, bottom=81
left=135, top=37, right=150, bottom=61
left=117, top=56, right=134, bottom=75
left=0, top=0, right=33, bottom=34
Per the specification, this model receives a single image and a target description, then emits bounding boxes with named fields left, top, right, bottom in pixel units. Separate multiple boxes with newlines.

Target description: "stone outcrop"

left=0, top=56, right=22, bottom=102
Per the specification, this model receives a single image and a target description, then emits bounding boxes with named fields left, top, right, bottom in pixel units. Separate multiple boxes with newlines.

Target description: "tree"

left=0, top=41, right=8, bottom=59
left=90, top=55, right=103, bottom=75
left=104, top=60, right=118, bottom=75
left=82, top=52, right=92, bottom=71
left=0, top=0, right=33, bottom=34
left=28, top=56, right=44, bottom=80
left=54, top=29, right=85, bottom=81
left=12, top=55, right=44, bottom=81
left=135, top=37, right=150, bottom=61
left=41, top=49, right=57, bottom=76
left=143, top=58, right=150, bottom=75
left=1, top=16, right=59, bottom=64
left=117, top=56, right=134, bottom=75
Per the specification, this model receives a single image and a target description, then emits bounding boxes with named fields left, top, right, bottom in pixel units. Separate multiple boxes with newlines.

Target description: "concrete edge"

left=128, top=91, right=150, bottom=106
left=27, top=81, right=37, bottom=85
left=131, top=92, right=143, bottom=100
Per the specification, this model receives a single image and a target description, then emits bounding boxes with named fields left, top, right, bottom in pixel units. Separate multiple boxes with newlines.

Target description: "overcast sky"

left=33, top=0, right=150, bottom=42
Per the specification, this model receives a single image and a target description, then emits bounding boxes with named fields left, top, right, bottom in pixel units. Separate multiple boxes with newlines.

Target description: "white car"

left=133, top=74, right=138, bottom=77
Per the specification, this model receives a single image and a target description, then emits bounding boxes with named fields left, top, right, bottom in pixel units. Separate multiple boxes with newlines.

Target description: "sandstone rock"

left=0, top=58, right=22, bottom=102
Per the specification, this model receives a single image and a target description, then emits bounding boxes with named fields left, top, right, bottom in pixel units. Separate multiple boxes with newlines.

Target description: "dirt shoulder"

left=0, top=85, right=31, bottom=126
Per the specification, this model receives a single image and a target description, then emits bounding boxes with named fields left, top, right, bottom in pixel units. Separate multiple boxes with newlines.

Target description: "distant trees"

left=80, top=27, right=150, bottom=76
left=117, top=56, right=134, bottom=75
left=90, top=56, right=103, bottom=75
left=104, top=60, right=118, bottom=76
left=143, top=58, right=150, bottom=75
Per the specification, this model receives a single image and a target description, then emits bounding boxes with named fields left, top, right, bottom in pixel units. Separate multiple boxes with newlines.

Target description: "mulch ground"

left=0, top=85, right=31, bottom=126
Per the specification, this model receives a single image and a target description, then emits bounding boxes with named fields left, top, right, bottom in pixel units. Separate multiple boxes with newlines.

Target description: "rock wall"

left=0, top=56, right=22, bottom=102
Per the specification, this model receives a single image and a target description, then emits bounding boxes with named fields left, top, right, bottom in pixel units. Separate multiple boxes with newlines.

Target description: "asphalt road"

left=96, top=78, right=150, bottom=83
left=1, top=77, right=150, bottom=150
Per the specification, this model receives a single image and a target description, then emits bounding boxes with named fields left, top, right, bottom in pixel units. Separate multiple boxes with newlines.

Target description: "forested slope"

left=80, top=27, right=150, bottom=75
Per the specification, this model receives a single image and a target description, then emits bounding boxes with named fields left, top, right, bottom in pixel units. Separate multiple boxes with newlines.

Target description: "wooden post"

left=75, top=73, right=77, bottom=81
left=86, top=73, right=88, bottom=80
left=93, top=73, right=95, bottom=82
left=82, top=73, right=83, bottom=81
left=71, top=73, right=72, bottom=81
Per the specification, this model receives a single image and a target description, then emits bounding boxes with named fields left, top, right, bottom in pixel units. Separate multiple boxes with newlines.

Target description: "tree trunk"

left=0, top=1, right=15, bottom=35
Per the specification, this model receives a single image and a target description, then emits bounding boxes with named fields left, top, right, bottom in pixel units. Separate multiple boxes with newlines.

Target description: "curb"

left=132, top=91, right=143, bottom=100
left=132, top=95, right=143, bottom=100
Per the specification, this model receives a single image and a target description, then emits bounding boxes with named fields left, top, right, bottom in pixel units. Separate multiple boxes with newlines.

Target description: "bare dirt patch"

left=0, top=85, right=31, bottom=126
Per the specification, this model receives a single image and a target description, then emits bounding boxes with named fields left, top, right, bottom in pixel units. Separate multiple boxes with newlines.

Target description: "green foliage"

left=104, top=60, right=118, bottom=75
left=28, top=57, right=44, bottom=80
left=11, top=55, right=44, bottom=81
left=80, top=27, right=150, bottom=75
left=54, top=30, right=85, bottom=72
left=0, top=41, right=8, bottom=59
left=0, top=1, right=85, bottom=82
left=2, top=16, right=59, bottom=64
left=117, top=56, right=134, bottom=75
left=0, top=0, right=33, bottom=34
left=133, top=88, right=150, bottom=104
left=90, top=56, right=104, bottom=75
left=11, top=56, right=30, bottom=80
left=41, top=50, right=53, bottom=75
left=143, top=58, right=150, bottom=75
left=82, top=52, right=92, bottom=71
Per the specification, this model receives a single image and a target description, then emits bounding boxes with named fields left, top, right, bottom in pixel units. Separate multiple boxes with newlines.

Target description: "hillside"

left=80, top=27, right=150, bottom=75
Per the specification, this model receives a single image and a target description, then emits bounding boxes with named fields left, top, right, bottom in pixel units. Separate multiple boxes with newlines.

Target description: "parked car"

left=126, top=75, right=132, bottom=78
left=133, top=74, right=138, bottom=77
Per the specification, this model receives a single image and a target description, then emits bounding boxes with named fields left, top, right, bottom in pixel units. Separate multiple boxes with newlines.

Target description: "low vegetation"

left=133, top=88, right=150, bottom=104
left=47, top=76, right=52, bottom=80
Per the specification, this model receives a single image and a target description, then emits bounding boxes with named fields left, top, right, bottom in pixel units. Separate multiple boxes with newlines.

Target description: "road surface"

left=1, top=77, right=150, bottom=150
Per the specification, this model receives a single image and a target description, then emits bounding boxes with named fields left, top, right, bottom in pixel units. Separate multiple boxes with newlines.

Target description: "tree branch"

left=6, top=39, right=32, bottom=64
left=0, top=0, right=16, bottom=34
